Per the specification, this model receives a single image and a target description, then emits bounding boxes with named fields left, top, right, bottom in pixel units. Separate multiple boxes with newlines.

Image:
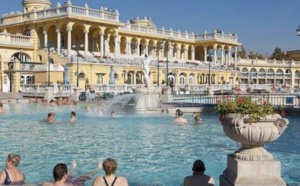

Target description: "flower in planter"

left=216, top=96, right=275, bottom=123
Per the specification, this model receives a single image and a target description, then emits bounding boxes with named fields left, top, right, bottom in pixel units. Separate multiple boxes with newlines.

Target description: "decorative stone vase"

left=221, top=113, right=289, bottom=161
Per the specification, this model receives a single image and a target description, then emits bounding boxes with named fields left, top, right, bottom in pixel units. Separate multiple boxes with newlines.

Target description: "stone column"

left=191, top=49, right=195, bottom=61
left=136, top=41, right=140, bottom=56
left=228, top=46, right=232, bottom=66
left=127, top=42, right=131, bottom=55
left=234, top=46, right=238, bottom=68
left=133, top=71, right=137, bottom=85
left=114, top=34, right=119, bottom=56
left=100, top=32, right=104, bottom=58
left=221, top=45, right=225, bottom=65
left=213, top=44, right=217, bottom=65
left=177, top=47, right=181, bottom=60
left=84, top=29, right=89, bottom=57
left=105, top=35, right=110, bottom=56
left=204, top=47, right=207, bottom=61
left=67, top=27, right=72, bottom=61
left=56, top=29, right=61, bottom=55
left=125, top=71, right=128, bottom=81
left=43, top=31, right=48, bottom=48
left=145, top=43, right=149, bottom=55
left=184, top=48, right=188, bottom=60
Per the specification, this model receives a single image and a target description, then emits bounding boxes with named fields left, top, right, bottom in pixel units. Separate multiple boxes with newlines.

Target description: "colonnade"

left=41, top=23, right=238, bottom=66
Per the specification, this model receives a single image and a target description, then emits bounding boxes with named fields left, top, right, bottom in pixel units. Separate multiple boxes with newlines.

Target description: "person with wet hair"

left=0, top=153, right=25, bottom=185
left=93, top=158, right=128, bottom=186
left=183, top=159, right=214, bottom=186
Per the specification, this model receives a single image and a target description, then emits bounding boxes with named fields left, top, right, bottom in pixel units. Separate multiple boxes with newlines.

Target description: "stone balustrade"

left=0, top=32, right=33, bottom=47
left=1, top=3, right=119, bottom=25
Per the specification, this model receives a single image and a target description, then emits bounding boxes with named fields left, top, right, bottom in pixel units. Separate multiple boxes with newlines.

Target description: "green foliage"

left=248, top=51, right=265, bottom=60
left=216, top=96, right=275, bottom=123
left=269, top=47, right=284, bottom=60
left=237, top=46, right=247, bottom=58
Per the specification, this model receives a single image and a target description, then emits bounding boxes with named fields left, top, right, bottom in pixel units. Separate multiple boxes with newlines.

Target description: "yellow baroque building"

left=0, top=0, right=297, bottom=93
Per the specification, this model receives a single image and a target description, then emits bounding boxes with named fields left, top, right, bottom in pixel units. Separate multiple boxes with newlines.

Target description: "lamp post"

left=162, top=37, right=173, bottom=86
left=72, top=39, right=84, bottom=87
left=46, top=43, right=55, bottom=87
left=287, top=61, right=292, bottom=89
left=208, top=53, right=212, bottom=86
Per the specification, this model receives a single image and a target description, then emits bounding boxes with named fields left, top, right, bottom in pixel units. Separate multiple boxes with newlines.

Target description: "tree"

left=248, top=51, right=265, bottom=60
left=269, top=47, right=283, bottom=60
left=237, top=46, right=247, bottom=58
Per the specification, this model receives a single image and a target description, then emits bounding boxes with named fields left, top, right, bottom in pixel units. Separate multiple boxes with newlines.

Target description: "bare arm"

left=84, top=161, right=102, bottom=177
left=68, top=160, right=77, bottom=176
left=0, top=170, right=5, bottom=185
left=92, top=176, right=102, bottom=186
left=120, top=177, right=129, bottom=186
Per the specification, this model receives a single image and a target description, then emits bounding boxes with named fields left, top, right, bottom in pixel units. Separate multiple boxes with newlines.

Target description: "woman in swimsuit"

left=93, top=158, right=128, bottom=186
left=0, top=153, right=25, bottom=185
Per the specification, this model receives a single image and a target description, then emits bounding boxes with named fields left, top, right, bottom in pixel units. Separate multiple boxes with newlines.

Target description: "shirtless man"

left=70, top=111, right=77, bottom=123
left=174, top=111, right=188, bottom=124
left=0, top=103, right=5, bottom=114
left=184, top=160, right=214, bottom=186
left=43, top=161, right=102, bottom=186
left=42, top=163, right=70, bottom=186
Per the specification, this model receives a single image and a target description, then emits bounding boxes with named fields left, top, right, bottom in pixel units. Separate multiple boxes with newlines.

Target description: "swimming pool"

left=0, top=103, right=299, bottom=186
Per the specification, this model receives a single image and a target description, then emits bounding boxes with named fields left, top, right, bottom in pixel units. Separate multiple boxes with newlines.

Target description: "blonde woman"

left=0, top=153, right=25, bottom=185
left=93, top=158, right=128, bottom=186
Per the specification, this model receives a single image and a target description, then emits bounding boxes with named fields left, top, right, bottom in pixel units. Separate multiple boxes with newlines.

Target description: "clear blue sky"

left=1, top=0, right=300, bottom=57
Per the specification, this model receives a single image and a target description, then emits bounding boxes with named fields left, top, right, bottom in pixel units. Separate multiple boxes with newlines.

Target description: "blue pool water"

left=0, top=103, right=299, bottom=186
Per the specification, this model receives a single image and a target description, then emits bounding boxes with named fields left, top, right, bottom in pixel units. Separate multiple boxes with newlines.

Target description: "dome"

left=130, top=16, right=156, bottom=29
left=22, top=0, right=52, bottom=13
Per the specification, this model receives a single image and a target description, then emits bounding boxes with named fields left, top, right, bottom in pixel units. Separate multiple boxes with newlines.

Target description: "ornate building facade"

left=0, top=0, right=298, bottom=93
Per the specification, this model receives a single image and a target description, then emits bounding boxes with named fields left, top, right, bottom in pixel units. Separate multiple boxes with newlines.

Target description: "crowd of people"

left=0, top=153, right=213, bottom=186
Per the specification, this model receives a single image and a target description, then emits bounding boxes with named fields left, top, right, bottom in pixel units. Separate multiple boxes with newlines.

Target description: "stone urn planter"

left=221, top=113, right=289, bottom=161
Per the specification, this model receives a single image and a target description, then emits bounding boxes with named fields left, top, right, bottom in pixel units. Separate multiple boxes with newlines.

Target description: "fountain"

left=129, top=54, right=163, bottom=113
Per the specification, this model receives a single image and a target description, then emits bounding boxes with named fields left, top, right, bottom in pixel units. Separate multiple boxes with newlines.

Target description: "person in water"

left=111, top=111, right=116, bottom=118
left=43, top=160, right=102, bottom=186
left=93, top=158, right=128, bottom=186
left=0, top=102, right=5, bottom=114
left=194, top=115, right=202, bottom=123
left=70, top=111, right=77, bottom=123
left=174, top=111, right=188, bottom=124
left=45, top=112, right=56, bottom=123
left=0, top=153, right=25, bottom=185
left=183, top=159, right=215, bottom=186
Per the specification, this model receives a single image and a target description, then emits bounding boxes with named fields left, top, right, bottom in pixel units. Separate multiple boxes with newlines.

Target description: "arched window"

left=276, top=69, right=284, bottom=77
left=241, top=68, right=249, bottom=76
left=189, top=75, right=194, bottom=84
left=258, top=68, right=266, bottom=76
left=267, top=69, right=275, bottom=76
left=78, top=72, right=86, bottom=79
left=179, top=75, right=185, bottom=84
